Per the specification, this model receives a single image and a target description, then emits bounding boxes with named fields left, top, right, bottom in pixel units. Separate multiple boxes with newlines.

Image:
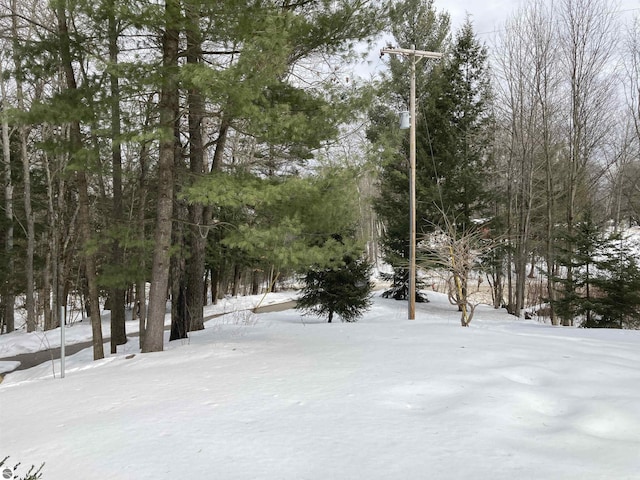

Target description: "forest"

left=1, top=0, right=640, bottom=359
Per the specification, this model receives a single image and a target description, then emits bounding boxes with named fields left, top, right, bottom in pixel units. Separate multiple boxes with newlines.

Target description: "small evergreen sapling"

left=296, top=253, right=374, bottom=323
left=588, top=243, right=640, bottom=329
left=380, top=268, right=429, bottom=303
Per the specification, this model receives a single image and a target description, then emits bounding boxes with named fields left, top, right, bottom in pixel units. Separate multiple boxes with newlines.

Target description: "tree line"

left=369, top=0, right=640, bottom=328
left=2, top=0, right=640, bottom=359
left=0, top=0, right=384, bottom=356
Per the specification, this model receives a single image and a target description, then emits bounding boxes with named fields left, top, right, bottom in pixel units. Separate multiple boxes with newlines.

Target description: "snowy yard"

left=1, top=292, right=640, bottom=479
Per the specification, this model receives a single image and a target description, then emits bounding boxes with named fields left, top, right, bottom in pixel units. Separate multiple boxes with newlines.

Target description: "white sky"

left=441, top=0, right=640, bottom=38
left=439, top=0, right=527, bottom=36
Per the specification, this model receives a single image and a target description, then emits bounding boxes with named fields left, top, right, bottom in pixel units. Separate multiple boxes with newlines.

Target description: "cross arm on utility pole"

left=380, top=47, right=443, bottom=60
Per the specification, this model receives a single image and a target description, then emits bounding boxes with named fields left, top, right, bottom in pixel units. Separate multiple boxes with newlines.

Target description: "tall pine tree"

left=369, top=0, right=450, bottom=301
left=419, top=18, right=494, bottom=231
left=370, top=11, right=493, bottom=302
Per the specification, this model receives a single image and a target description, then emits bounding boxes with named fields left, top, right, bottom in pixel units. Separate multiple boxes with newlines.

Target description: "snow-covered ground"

left=0, top=291, right=297, bottom=365
left=1, top=292, right=640, bottom=479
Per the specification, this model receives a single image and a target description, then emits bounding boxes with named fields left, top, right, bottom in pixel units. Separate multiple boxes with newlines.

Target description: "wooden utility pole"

left=380, top=46, right=442, bottom=320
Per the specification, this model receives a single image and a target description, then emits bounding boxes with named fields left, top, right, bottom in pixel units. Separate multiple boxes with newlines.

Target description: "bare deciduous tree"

left=558, top=0, right=619, bottom=325
left=420, top=215, right=497, bottom=326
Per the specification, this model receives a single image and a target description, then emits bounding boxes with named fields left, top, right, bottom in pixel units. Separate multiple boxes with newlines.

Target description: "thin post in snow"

left=60, top=303, right=65, bottom=378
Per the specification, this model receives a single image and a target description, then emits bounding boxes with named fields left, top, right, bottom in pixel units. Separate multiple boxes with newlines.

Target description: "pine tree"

left=419, top=19, right=494, bottom=231
left=188, top=167, right=364, bottom=273
left=172, top=0, right=385, bottom=340
left=368, top=0, right=450, bottom=302
left=552, top=214, right=605, bottom=325
left=379, top=269, right=428, bottom=302
left=552, top=214, right=640, bottom=329
left=589, top=238, right=640, bottom=329
left=143, top=0, right=180, bottom=353
left=296, top=250, right=373, bottom=323
left=370, top=10, right=493, bottom=302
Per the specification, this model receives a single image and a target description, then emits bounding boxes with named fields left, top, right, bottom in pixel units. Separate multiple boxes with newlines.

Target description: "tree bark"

left=170, top=200, right=188, bottom=340
left=135, top=104, right=152, bottom=346
left=185, top=0, right=206, bottom=332
left=0, top=63, right=14, bottom=333
left=56, top=0, right=104, bottom=360
left=11, top=0, right=36, bottom=332
left=108, top=1, right=127, bottom=352
left=142, top=0, right=180, bottom=353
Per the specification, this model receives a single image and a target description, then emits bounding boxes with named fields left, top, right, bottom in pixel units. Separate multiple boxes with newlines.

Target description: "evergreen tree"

left=589, top=238, right=640, bottom=329
left=368, top=0, right=450, bottom=301
left=188, top=167, right=365, bottom=278
left=552, top=214, right=640, bottom=329
left=170, top=0, right=385, bottom=341
left=370, top=9, right=493, bottom=302
left=552, top=216, right=604, bottom=325
left=419, top=19, right=494, bottom=231
left=296, top=249, right=373, bottom=323
left=379, top=269, right=428, bottom=302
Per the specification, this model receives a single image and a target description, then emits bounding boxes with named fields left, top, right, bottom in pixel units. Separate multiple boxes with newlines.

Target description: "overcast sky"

left=441, top=0, right=640, bottom=39
left=356, top=0, right=640, bottom=78
left=439, top=0, right=526, bottom=36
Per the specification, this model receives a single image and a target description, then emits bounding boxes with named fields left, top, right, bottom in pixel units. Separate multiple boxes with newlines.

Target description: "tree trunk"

left=210, top=268, right=219, bottom=305
left=135, top=120, right=150, bottom=346
left=543, top=103, right=557, bottom=325
left=505, top=143, right=515, bottom=314
left=108, top=2, right=127, bottom=352
left=185, top=0, right=205, bottom=332
left=0, top=64, right=15, bottom=333
left=143, top=0, right=180, bottom=353
left=232, top=264, right=241, bottom=297
left=170, top=202, right=188, bottom=340
left=56, top=0, right=104, bottom=360
left=136, top=279, right=147, bottom=348
left=43, top=250, right=53, bottom=330
left=11, top=0, right=36, bottom=332
left=44, top=145, right=64, bottom=331
left=251, top=271, right=260, bottom=295
left=170, top=285, right=189, bottom=341
left=20, top=116, right=35, bottom=333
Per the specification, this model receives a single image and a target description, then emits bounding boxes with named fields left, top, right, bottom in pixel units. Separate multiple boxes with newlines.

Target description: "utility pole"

left=380, top=46, right=442, bottom=320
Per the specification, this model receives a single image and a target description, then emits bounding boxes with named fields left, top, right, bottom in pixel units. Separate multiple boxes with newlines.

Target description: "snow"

left=0, top=291, right=297, bottom=359
left=2, top=292, right=640, bottom=479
